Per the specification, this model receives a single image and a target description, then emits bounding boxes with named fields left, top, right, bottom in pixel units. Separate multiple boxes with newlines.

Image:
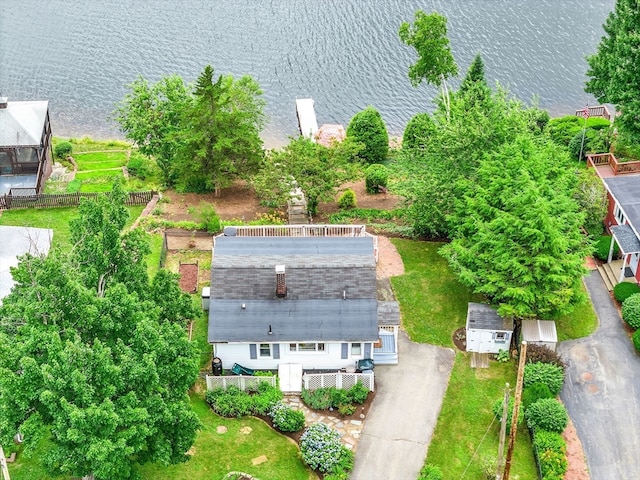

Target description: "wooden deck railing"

left=0, top=190, right=156, bottom=210
left=575, top=105, right=612, bottom=121
left=587, top=153, right=640, bottom=175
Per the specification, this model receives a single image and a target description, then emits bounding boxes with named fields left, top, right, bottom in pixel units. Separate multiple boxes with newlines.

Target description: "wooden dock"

left=295, top=98, right=319, bottom=140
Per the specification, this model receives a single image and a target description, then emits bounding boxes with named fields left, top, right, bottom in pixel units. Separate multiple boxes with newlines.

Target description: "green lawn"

left=390, top=239, right=482, bottom=347
left=0, top=206, right=145, bottom=249
left=74, top=151, right=128, bottom=171
left=54, top=136, right=131, bottom=153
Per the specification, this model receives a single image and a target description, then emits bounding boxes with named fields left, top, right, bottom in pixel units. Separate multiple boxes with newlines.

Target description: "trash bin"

left=212, top=357, right=223, bottom=376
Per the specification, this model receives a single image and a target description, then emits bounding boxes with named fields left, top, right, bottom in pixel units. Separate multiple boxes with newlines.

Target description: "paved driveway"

left=558, top=271, right=640, bottom=479
left=351, top=331, right=455, bottom=480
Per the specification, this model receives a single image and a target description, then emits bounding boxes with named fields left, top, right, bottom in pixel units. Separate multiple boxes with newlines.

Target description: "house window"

left=259, top=343, right=271, bottom=357
left=351, top=343, right=362, bottom=355
left=614, top=204, right=626, bottom=225
left=494, top=332, right=507, bottom=343
left=289, top=343, right=325, bottom=352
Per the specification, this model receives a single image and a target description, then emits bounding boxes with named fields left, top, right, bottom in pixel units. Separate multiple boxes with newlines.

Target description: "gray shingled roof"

left=208, top=298, right=378, bottom=343
left=604, top=176, right=640, bottom=234
left=611, top=224, right=640, bottom=254
left=466, top=302, right=513, bottom=331
left=377, top=301, right=400, bottom=326
left=0, top=101, right=48, bottom=147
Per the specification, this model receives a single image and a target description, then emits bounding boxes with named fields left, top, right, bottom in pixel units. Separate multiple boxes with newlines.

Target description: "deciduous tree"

left=0, top=186, right=200, bottom=480
left=440, top=136, right=590, bottom=319
left=346, top=106, right=389, bottom=164
left=585, top=0, right=640, bottom=141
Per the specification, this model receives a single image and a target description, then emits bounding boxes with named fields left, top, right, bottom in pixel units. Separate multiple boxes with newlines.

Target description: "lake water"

left=0, top=0, right=614, bottom=148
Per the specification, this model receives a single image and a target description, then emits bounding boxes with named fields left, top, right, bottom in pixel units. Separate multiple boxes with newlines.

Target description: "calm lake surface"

left=0, top=0, right=614, bottom=147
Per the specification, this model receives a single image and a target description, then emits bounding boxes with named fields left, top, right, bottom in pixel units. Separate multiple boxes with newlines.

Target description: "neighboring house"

left=207, top=225, right=400, bottom=372
left=465, top=302, right=513, bottom=354
left=0, top=97, right=53, bottom=195
left=0, top=225, right=53, bottom=303
left=602, top=175, right=640, bottom=285
left=521, top=319, right=558, bottom=352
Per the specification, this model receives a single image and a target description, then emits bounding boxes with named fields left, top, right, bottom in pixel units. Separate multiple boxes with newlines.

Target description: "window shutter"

left=249, top=344, right=257, bottom=359
left=273, top=343, right=280, bottom=359
left=364, top=342, right=371, bottom=358
left=341, top=343, right=348, bottom=359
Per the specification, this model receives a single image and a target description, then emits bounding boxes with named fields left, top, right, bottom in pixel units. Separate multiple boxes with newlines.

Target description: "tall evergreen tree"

left=459, top=53, right=489, bottom=93
left=585, top=0, right=640, bottom=140
left=440, top=136, right=590, bottom=319
left=346, top=106, right=389, bottom=164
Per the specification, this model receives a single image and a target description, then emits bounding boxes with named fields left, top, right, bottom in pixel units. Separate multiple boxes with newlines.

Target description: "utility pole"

left=495, top=382, right=510, bottom=480
left=0, top=443, right=11, bottom=480
left=503, top=341, right=527, bottom=480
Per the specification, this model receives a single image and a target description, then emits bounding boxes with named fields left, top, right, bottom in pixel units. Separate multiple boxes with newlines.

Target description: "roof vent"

left=275, top=265, right=287, bottom=298
left=0, top=97, right=7, bottom=109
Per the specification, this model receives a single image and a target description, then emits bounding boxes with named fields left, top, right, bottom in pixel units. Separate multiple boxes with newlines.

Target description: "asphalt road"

left=351, top=331, right=455, bottom=480
left=558, top=271, right=640, bottom=479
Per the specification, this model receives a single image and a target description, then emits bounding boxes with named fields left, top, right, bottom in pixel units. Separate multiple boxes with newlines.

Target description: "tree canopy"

left=345, top=106, right=389, bottom=164
left=251, top=136, right=360, bottom=217
left=114, top=65, right=266, bottom=192
left=585, top=0, right=640, bottom=141
left=399, top=10, right=458, bottom=118
left=0, top=181, right=200, bottom=480
left=440, top=136, right=590, bottom=319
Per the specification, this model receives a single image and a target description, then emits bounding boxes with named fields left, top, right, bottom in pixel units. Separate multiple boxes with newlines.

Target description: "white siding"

left=214, top=342, right=371, bottom=370
left=466, top=329, right=511, bottom=354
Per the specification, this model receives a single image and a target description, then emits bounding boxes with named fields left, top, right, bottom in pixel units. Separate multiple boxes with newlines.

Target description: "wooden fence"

left=0, top=190, right=156, bottom=211
left=303, top=372, right=375, bottom=392
left=205, top=374, right=277, bottom=391
left=587, top=153, right=640, bottom=175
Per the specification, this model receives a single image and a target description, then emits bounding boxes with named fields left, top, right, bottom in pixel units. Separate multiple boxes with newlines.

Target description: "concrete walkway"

left=558, top=271, right=640, bottom=479
left=350, top=331, right=455, bottom=480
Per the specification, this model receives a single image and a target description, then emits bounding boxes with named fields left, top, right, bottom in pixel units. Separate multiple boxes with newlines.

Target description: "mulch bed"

left=179, top=263, right=198, bottom=293
left=453, top=327, right=467, bottom=352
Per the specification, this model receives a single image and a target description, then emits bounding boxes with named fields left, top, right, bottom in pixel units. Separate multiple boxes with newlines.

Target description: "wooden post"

left=496, top=382, right=510, bottom=480
left=0, top=443, right=11, bottom=480
left=503, top=341, right=527, bottom=480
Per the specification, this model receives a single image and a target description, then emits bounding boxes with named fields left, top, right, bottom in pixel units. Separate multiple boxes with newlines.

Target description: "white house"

left=207, top=225, right=399, bottom=372
left=465, top=302, right=514, bottom=354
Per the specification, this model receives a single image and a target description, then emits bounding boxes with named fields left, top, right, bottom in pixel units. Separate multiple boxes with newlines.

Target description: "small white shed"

left=465, top=303, right=514, bottom=354
left=521, top=320, right=558, bottom=352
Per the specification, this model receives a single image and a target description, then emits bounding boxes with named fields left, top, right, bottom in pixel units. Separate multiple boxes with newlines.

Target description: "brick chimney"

left=0, top=97, right=7, bottom=109
left=275, top=265, right=286, bottom=298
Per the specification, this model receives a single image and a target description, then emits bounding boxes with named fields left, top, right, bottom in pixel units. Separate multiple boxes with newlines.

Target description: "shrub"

left=54, top=141, right=73, bottom=159
left=525, top=344, right=566, bottom=373
left=622, top=293, right=640, bottom=329
left=633, top=328, right=640, bottom=352
left=301, top=388, right=333, bottom=410
left=196, top=204, right=222, bottom=233
left=269, top=402, right=306, bottom=432
left=533, top=429, right=566, bottom=456
left=347, top=381, right=369, bottom=404
left=524, top=362, right=565, bottom=396
left=545, top=115, right=611, bottom=147
left=365, top=164, right=389, bottom=193
left=346, top=105, right=388, bottom=164
left=525, top=399, right=568, bottom=433
left=593, top=235, right=618, bottom=261
left=568, top=128, right=611, bottom=160
left=300, top=423, right=354, bottom=474
left=522, top=383, right=554, bottom=411
left=538, top=449, right=568, bottom=479
left=252, top=383, right=283, bottom=415
left=403, top=112, right=436, bottom=150
left=126, top=152, right=152, bottom=180
left=337, top=403, right=356, bottom=415
left=613, top=282, right=640, bottom=304
left=417, top=464, right=443, bottom=480
left=338, top=189, right=357, bottom=210
left=329, top=388, right=349, bottom=408
left=204, top=383, right=282, bottom=417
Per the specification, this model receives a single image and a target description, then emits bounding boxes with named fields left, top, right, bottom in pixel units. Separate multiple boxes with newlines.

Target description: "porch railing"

left=587, top=153, right=640, bottom=175
left=575, top=105, right=612, bottom=121
left=303, top=372, right=374, bottom=392
left=205, top=374, right=276, bottom=391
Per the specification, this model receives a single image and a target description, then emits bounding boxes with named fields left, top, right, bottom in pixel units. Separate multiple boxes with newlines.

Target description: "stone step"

left=597, top=263, right=617, bottom=291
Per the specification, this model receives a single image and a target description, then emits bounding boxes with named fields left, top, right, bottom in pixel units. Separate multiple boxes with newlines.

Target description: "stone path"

left=282, top=396, right=365, bottom=451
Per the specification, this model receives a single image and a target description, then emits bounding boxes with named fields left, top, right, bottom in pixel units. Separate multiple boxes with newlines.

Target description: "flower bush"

left=300, top=423, right=354, bottom=475
left=523, top=362, right=564, bottom=396
left=525, top=399, right=568, bottom=433
left=269, top=402, right=305, bottom=432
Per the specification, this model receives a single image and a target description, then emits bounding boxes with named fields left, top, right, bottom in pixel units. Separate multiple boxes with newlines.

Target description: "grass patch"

left=137, top=391, right=316, bottom=480
left=425, top=353, right=538, bottom=479
left=54, top=136, right=131, bottom=153
left=390, top=239, right=481, bottom=347
left=0, top=206, right=144, bottom=249
left=74, top=170, right=123, bottom=181
left=552, top=284, right=598, bottom=340
left=74, top=151, right=128, bottom=171
left=146, top=233, right=164, bottom=278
